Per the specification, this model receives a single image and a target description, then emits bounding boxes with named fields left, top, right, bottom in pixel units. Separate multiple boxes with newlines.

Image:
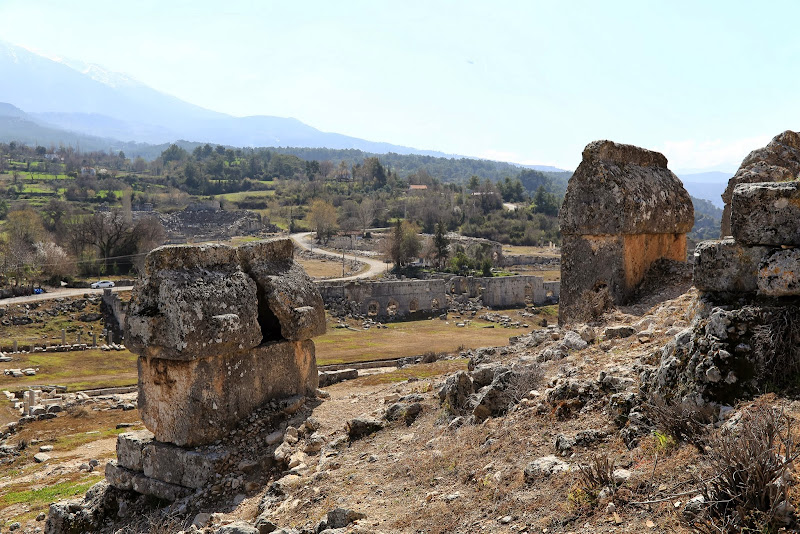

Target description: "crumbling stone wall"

left=319, top=276, right=560, bottom=318
left=105, top=238, right=325, bottom=500
left=559, top=140, right=694, bottom=324
left=318, top=279, right=447, bottom=318
left=720, top=130, right=800, bottom=237
left=446, top=275, right=559, bottom=307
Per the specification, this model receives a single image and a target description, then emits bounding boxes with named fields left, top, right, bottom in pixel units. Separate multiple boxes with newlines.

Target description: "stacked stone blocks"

left=695, top=181, right=800, bottom=297
left=105, top=238, right=325, bottom=500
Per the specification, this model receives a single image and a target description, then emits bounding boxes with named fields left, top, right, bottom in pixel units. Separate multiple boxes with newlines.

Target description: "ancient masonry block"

left=558, top=140, right=694, bottom=324
left=720, top=130, right=800, bottom=237
left=106, top=239, right=325, bottom=500
left=693, top=239, right=771, bottom=294
left=731, top=181, right=800, bottom=246
left=694, top=180, right=800, bottom=298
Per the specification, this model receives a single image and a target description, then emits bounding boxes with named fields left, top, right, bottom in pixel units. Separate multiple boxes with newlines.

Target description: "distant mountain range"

left=0, top=41, right=564, bottom=172
left=677, top=172, right=733, bottom=208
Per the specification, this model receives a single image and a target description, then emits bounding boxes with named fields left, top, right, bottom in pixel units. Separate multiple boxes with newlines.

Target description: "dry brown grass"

left=295, top=257, right=368, bottom=279
left=0, top=349, right=138, bottom=392
left=315, top=317, right=530, bottom=366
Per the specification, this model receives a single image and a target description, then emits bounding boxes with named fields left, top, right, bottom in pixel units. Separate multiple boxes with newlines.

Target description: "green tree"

left=388, top=220, right=422, bottom=267
left=433, top=221, right=450, bottom=269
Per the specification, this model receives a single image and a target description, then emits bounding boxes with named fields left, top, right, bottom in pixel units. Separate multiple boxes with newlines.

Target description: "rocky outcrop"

left=720, top=130, right=800, bottom=237
left=559, top=140, right=693, bottom=324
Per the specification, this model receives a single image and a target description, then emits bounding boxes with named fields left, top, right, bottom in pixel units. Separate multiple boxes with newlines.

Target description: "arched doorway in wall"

left=524, top=283, right=533, bottom=305
left=386, top=299, right=399, bottom=317
left=409, top=299, right=419, bottom=313
left=367, top=301, right=380, bottom=316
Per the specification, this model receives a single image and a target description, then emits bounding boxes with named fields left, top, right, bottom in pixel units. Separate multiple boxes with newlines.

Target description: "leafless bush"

left=644, top=395, right=715, bottom=447
left=751, top=306, right=800, bottom=388
left=686, top=406, right=798, bottom=533
left=507, top=364, right=545, bottom=403
left=577, top=454, right=616, bottom=493
left=67, top=405, right=91, bottom=418
left=116, top=511, right=190, bottom=534
left=568, top=285, right=613, bottom=323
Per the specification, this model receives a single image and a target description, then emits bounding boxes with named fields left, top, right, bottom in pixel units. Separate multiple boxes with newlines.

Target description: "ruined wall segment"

left=720, top=130, right=800, bottom=237
left=559, top=140, right=693, bottom=324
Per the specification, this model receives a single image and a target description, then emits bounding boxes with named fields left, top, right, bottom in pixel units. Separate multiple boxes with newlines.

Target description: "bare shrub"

left=568, top=285, right=613, bottom=323
left=116, top=511, right=190, bottom=534
left=507, top=364, right=545, bottom=403
left=686, top=406, right=798, bottom=533
left=644, top=395, right=715, bottom=447
left=577, top=454, right=616, bottom=493
left=67, top=405, right=91, bottom=418
left=751, top=306, right=800, bottom=388
left=421, top=351, right=440, bottom=364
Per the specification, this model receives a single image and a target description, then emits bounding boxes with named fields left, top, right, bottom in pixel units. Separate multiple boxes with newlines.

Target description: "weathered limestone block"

left=559, top=141, right=693, bottom=323
left=238, top=239, right=326, bottom=341
left=125, top=244, right=262, bottom=360
left=138, top=340, right=318, bottom=446
left=731, top=182, right=800, bottom=246
left=105, top=461, right=191, bottom=501
left=693, top=239, right=772, bottom=294
left=560, top=141, right=693, bottom=236
left=116, top=430, right=153, bottom=472
left=721, top=130, right=800, bottom=236
left=758, top=248, right=800, bottom=296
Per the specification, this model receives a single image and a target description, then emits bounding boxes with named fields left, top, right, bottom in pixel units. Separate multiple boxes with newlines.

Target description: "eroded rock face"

left=559, top=141, right=693, bottom=324
left=721, top=130, right=800, bottom=236
left=238, top=241, right=326, bottom=341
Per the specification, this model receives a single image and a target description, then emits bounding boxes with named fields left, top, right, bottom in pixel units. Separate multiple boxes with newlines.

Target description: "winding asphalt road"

left=2, top=234, right=384, bottom=306
left=290, top=232, right=388, bottom=281
left=1, top=286, right=132, bottom=306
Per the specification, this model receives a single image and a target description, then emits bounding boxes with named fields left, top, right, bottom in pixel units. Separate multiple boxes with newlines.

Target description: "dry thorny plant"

left=685, top=405, right=799, bottom=533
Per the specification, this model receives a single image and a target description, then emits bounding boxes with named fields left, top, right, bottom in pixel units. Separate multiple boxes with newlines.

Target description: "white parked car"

left=91, top=280, right=115, bottom=289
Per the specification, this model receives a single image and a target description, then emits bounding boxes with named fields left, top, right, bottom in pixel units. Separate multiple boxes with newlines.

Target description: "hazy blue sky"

left=0, top=0, right=796, bottom=171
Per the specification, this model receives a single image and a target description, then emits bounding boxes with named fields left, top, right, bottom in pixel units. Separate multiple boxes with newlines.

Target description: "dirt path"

left=290, top=232, right=388, bottom=281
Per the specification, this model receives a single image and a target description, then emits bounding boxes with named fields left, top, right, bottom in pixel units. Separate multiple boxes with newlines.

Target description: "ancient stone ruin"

left=646, top=146, right=800, bottom=403
left=720, top=130, right=800, bottom=237
left=104, top=238, right=325, bottom=500
left=559, top=140, right=694, bottom=324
